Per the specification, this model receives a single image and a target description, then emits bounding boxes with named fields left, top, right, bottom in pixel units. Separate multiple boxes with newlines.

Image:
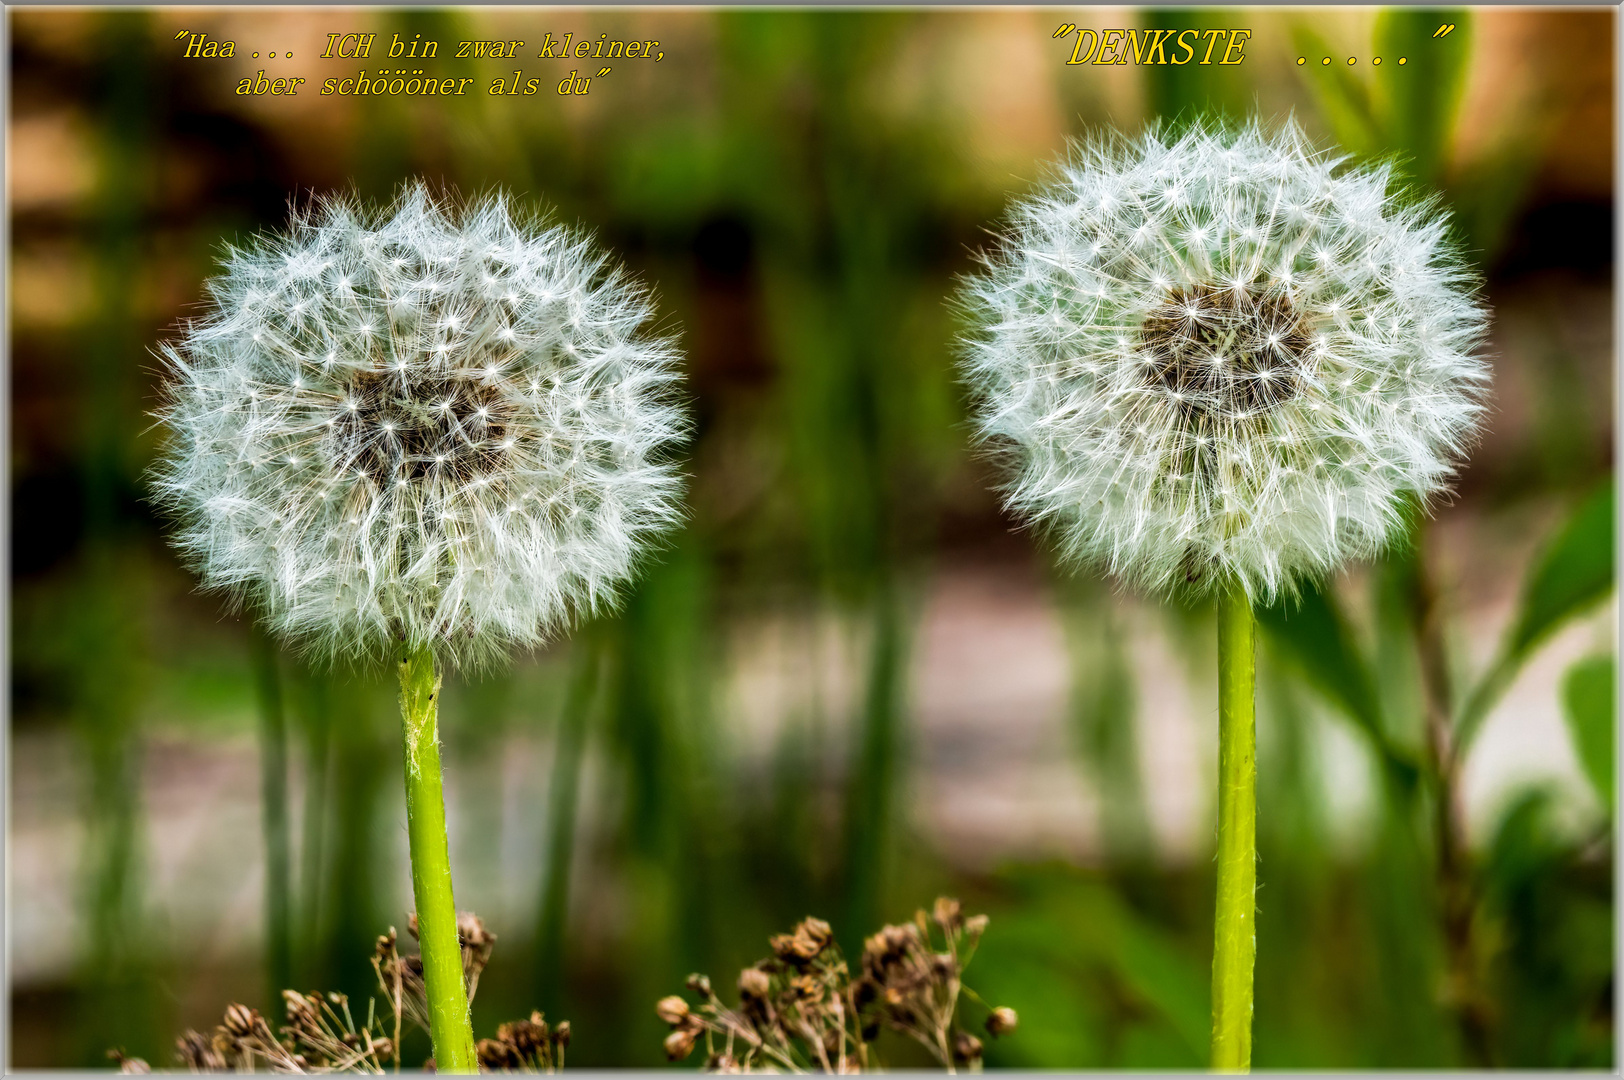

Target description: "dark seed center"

left=1137, top=285, right=1311, bottom=417
left=331, top=368, right=516, bottom=489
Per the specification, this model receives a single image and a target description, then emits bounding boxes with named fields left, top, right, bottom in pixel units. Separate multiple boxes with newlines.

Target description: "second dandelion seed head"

left=960, top=119, right=1490, bottom=603
left=153, top=184, right=689, bottom=668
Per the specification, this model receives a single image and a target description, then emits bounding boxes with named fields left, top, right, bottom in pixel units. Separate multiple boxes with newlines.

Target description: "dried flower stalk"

left=658, top=898, right=1017, bottom=1074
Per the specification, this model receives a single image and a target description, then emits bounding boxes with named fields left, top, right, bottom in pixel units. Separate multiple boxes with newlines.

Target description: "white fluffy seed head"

left=152, top=184, right=689, bottom=669
left=958, top=119, right=1490, bottom=604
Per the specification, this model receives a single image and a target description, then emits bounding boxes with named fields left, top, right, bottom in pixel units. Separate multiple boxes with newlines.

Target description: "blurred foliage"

left=8, top=5, right=1614, bottom=1070
left=1563, top=656, right=1615, bottom=811
left=1458, top=482, right=1616, bottom=755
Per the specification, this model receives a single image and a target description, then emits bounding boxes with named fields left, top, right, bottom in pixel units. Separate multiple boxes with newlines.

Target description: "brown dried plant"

left=656, top=897, right=1017, bottom=1073
left=113, top=912, right=568, bottom=1074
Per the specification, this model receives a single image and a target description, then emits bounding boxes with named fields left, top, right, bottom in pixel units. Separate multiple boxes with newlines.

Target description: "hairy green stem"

left=398, top=644, right=477, bottom=1072
left=1211, top=589, right=1257, bottom=1072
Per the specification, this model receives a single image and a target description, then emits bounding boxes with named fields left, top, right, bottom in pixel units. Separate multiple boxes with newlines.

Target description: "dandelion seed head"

left=958, top=120, right=1489, bottom=602
left=152, top=184, right=689, bottom=668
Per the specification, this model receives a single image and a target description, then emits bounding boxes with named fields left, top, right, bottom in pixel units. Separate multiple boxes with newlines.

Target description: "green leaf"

left=1457, top=481, right=1615, bottom=753
left=1258, top=579, right=1382, bottom=737
left=1290, top=21, right=1379, bottom=156
left=1510, top=484, right=1615, bottom=658
left=1143, top=9, right=1252, bottom=122
left=1562, top=654, right=1614, bottom=810
left=1370, top=8, right=1471, bottom=186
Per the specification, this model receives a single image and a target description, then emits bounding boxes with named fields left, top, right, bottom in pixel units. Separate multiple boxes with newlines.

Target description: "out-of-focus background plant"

left=9, top=7, right=1613, bottom=1069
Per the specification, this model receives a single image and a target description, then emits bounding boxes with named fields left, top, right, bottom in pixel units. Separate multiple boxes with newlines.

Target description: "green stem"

left=397, top=644, right=478, bottom=1072
left=1211, top=588, right=1257, bottom=1073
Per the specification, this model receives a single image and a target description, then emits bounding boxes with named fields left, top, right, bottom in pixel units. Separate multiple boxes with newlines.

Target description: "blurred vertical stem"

left=77, top=9, right=157, bottom=1063
left=841, top=588, right=904, bottom=943
left=295, top=671, right=333, bottom=986
left=1059, top=582, right=1153, bottom=862
left=535, top=637, right=601, bottom=1012
left=1211, top=587, right=1257, bottom=1072
left=249, top=623, right=294, bottom=1002
left=1406, top=524, right=1494, bottom=1064
left=326, top=677, right=385, bottom=1000
left=397, top=644, right=477, bottom=1072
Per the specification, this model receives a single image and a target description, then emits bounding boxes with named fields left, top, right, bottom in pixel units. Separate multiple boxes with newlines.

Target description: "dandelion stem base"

left=398, top=644, right=478, bottom=1073
left=1211, top=589, right=1257, bottom=1073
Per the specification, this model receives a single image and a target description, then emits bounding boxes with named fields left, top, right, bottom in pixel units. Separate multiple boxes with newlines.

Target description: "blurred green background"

left=8, top=6, right=1615, bottom=1069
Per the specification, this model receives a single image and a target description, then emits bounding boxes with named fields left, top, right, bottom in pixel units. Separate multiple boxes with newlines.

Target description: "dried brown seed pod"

left=986, top=1006, right=1019, bottom=1037
left=863, top=922, right=920, bottom=970
left=790, top=974, right=825, bottom=1004
left=769, top=933, right=799, bottom=961
left=108, top=1049, right=151, bottom=1074
left=553, top=1019, right=572, bottom=1048
left=933, top=897, right=964, bottom=933
left=221, top=1002, right=258, bottom=1039
left=477, top=1037, right=520, bottom=1070
left=655, top=995, right=692, bottom=1025
left=282, top=990, right=320, bottom=1029
left=685, top=972, right=713, bottom=997
left=457, top=911, right=495, bottom=949
left=789, top=916, right=833, bottom=960
left=663, top=1028, right=698, bottom=1061
left=175, top=1030, right=226, bottom=1072
left=738, top=967, right=772, bottom=1000
left=964, top=913, right=990, bottom=937
left=952, top=1031, right=985, bottom=1062
left=498, top=1016, right=549, bottom=1056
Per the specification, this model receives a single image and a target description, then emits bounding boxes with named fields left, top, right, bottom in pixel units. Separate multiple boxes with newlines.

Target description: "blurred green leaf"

left=1290, top=22, right=1379, bottom=156
left=1258, top=580, right=1382, bottom=737
left=1260, top=580, right=1424, bottom=793
left=979, top=869, right=1208, bottom=1067
left=1371, top=8, right=1471, bottom=186
left=1483, top=787, right=1562, bottom=900
left=1142, top=10, right=1252, bottom=122
left=1509, top=484, right=1615, bottom=658
left=1561, top=654, right=1615, bottom=810
left=1458, top=482, right=1615, bottom=753
left=1058, top=582, right=1153, bottom=860
left=1110, top=906, right=1209, bottom=1061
